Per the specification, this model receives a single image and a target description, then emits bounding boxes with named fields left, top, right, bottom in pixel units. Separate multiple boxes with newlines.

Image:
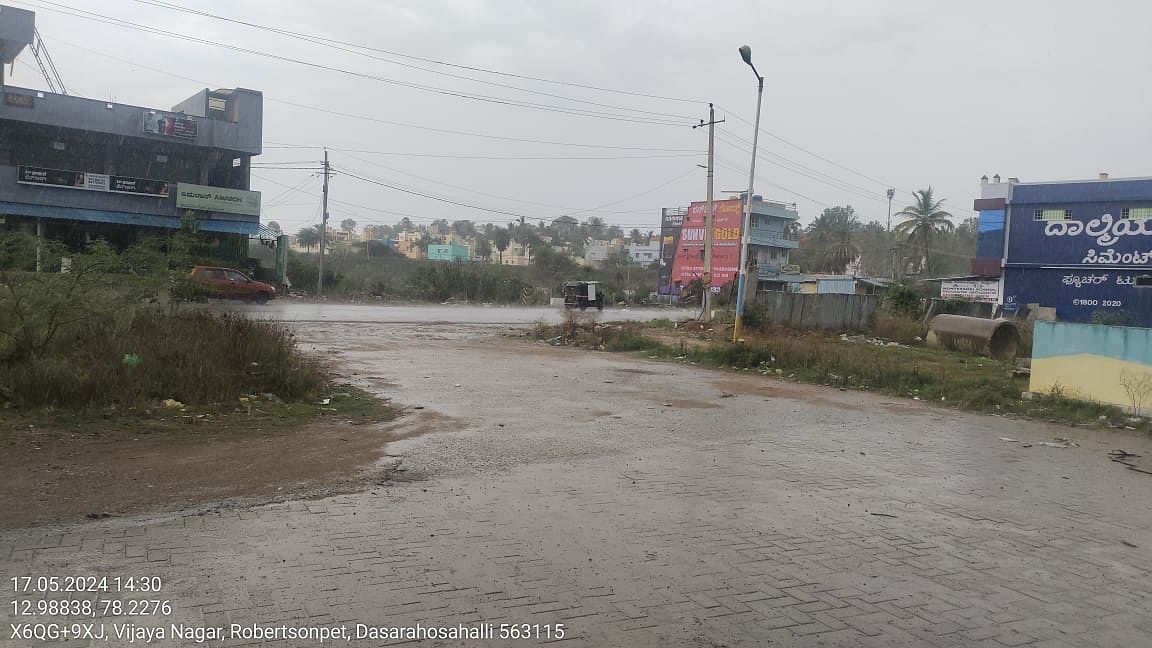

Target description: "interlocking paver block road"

left=3, top=318, right=1151, bottom=647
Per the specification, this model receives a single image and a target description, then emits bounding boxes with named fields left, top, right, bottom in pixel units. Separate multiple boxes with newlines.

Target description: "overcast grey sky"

left=9, top=0, right=1152, bottom=235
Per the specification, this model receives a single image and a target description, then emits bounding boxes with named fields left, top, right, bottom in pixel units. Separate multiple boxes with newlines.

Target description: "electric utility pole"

left=693, top=104, right=724, bottom=321
left=886, top=188, right=896, bottom=278
left=318, top=148, right=330, bottom=296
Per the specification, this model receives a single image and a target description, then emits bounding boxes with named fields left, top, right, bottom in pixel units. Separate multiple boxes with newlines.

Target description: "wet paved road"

left=2, top=313, right=1152, bottom=647
left=218, top=301, right=693, bottom=325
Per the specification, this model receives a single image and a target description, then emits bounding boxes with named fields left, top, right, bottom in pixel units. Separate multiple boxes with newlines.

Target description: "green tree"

left=802, top=206, right=859, bottom=273
left=451, top=220, right=476, bottom=238
left=474, top=238, right=492, bottom=260
left=295, top=225, right=321, bottom=252
left=581, top=216, right=606, bottom=241
left=266, top=221, right=283, bottom=235
left=893, top=188, right=954, bottom=276
left=852, top=220, right=894, bottom=278
left=492, top=228, right=512, bottom=264
left=340, top=218, right=357, bottom=235
left=532, top=245, right=577, bottom=274
left=363, top=224, right=393, bottom=240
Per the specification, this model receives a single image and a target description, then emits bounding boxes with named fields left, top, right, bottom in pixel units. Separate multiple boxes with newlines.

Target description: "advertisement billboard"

left=668, top=199, right=743, bottom=289
left=940, top=279, right=1000, bottom=303
left=657, top=207, right=685, bottom=293
left=17, top=166, right=169, bottom=197
left=176, top=183, right=261, bottom=216
left=1002, top=179, right=1152, bottom=323
left=143, top=112, right=198, bottom=140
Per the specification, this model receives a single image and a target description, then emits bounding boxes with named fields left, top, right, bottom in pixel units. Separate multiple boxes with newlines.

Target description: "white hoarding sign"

left=940, top=280, right=1000, bottom=303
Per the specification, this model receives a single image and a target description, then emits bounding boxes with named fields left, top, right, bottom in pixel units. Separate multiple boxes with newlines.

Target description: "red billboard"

left=669, top=199, right=743, bottom=288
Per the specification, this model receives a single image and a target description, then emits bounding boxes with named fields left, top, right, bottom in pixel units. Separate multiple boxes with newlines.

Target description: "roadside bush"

left=873, top=314, right=927, bottom=344
left=740, top=300, right=772, bottom=331
left=0, top=234, right=328, bottom=409
left=1, top=308, right=328, bottom=409
left=885, top=283, right=923, bottom=317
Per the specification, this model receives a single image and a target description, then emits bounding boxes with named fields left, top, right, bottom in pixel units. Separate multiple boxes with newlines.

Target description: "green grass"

left=0, top=384, right=394, bottom=443
left=1, top=309, right=330, bottom=409
left=534, top=320, right=1149, bottom=431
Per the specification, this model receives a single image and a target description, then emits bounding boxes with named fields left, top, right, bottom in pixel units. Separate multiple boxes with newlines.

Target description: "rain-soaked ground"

left=2, top=304, right=1151, bottom=647
left=217, top=299, right=695, bottom=324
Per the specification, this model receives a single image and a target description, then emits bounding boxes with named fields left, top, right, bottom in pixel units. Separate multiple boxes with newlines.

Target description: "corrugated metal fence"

left=754, top=291, right=878, bottom=331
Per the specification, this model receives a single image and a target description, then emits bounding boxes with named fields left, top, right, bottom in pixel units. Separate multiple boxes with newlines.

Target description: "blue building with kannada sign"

left=975, top=174, right=1152, bottom=325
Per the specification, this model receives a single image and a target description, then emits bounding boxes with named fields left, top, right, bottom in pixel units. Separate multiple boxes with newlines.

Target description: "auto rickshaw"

left=561, top=281, right=605, bottom=310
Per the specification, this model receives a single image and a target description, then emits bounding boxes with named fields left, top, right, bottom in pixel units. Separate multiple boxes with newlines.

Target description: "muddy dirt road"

left=2, top=307, right=1151, bottom=647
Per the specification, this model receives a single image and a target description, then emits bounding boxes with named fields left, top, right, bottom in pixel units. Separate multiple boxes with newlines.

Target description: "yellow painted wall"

left=1031, top=353, right=1152, bottom=411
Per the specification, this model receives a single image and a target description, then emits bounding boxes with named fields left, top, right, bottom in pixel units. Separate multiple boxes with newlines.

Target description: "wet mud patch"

left=0, top=408, right=458, bottom=530
left=612, top=367, right=659, bottom=376
left=710, top=376, right=861, bottom=411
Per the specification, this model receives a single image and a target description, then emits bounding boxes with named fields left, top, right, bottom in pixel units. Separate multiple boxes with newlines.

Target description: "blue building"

left=426, top=243, right=471, bottom=262
left=973, top=174, right=1152, bottom=325
left=747, top=196, right=801, bottom=291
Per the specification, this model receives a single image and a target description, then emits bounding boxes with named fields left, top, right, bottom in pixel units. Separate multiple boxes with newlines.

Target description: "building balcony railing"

left=748, top=228, right=799, bottom=249
left=757, top=263, right=801, bottom=280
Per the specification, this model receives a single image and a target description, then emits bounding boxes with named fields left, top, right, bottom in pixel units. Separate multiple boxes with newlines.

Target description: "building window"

left=1033, top=209, right=1071, bottom=221
left=1121, top=207, right=1152, bottom=220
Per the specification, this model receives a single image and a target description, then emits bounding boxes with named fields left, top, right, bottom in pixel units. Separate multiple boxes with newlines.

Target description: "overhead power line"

left=717, top=127, right=885, bottom=200
left=263, top=144, right=700, bottom=161
left=124, top=0, right=705, bottom=106
left=717, top=105, right=896, bottom=190
left=46, top=37, right=702, bottom=153
left=715, top=132, right=884, bottom=204
left=718, top=106, right=976, bottom=214
left=19, top=1, right=693, bottom=126
left=253, top=168, right=672, bottom=228
left=123, top=0, right=702, bottom=121
left=714, top=157, right=831, bottom=208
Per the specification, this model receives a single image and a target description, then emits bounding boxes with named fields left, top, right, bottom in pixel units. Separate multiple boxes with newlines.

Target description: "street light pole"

left=732, top=45, right=764, bottom=343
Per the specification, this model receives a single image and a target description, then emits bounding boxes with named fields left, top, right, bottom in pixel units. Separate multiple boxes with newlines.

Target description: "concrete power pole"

left=318, top=148, right=330, bottom=296
left=693, top=104, right=724, bottom=322
left=886, top=188, right=896, bottom=278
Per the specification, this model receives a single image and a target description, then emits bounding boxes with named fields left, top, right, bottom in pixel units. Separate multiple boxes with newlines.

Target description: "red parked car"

left=190, top=266, right=277, bottom=303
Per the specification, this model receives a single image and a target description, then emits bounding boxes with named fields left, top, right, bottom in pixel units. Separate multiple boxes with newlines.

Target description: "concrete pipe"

left=926, top=315, right=1020, bottom=361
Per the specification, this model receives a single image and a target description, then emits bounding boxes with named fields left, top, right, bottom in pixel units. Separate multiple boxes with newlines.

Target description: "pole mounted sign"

left=175, top=183, right=261, bottom=216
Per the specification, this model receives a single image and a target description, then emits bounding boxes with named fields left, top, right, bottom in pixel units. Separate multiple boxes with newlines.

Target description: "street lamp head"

left=738, top=45, right=752, bottom=66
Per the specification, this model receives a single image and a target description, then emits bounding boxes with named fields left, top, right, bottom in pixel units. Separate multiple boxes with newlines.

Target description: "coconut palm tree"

left=295, top=225, right=321, bottom=252
left=492, top=227, right=512, bottom=264
left=893, top=188, right=954, bottom=275
left=805, top=206, right=859, bottom=273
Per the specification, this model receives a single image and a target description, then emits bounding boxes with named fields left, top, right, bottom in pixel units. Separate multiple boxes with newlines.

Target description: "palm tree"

left=492, top=228, right=512, bottom=264
left=893, top=188, right=954, bottom=276
left=295, top=225, right=321, bottom=252
left=805, top=206, right=858, bottom=273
